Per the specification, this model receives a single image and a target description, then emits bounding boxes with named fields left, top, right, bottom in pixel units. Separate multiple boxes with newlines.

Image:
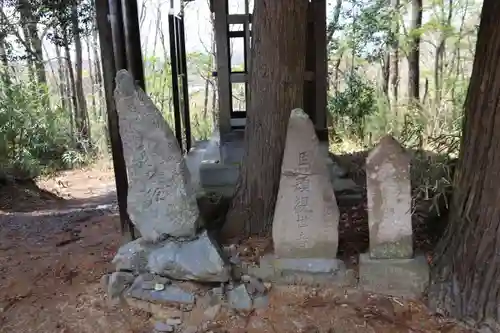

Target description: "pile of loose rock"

left=101, top=70, right=269, bottom=332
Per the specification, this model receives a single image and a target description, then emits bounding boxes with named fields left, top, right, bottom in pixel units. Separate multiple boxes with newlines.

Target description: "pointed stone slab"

left=272, top=109, right=340, bottom=259
left=366, top=135, right=413, bottom=259
left=114, top=70, right=199, bottom=241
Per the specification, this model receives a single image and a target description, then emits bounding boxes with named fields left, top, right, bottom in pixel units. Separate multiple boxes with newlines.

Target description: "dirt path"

left=0, top=165, right=151, bottom=333
left=0, top=164, right=472, bottom=333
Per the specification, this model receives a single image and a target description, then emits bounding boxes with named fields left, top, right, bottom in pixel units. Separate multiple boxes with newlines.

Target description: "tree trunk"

left=326, top=0, right=342, bottom=49
left=382, top=47, right=390, bottom=100
left=72, top=0, right=90, bottom=148
left=434, top=0, right=453, bottom=109
left=390, top=0, right=400, bottom=111
left=64, top=41, right=78, bottom=146
left=428, top=0, right=500, bottom=325
left=222, top=0, right=307, bottom=240
left=55, top=45, right=68, bottom=111
left=408, top=0, right=422, bottom=103
left=18, top=0, right=46, bottom=85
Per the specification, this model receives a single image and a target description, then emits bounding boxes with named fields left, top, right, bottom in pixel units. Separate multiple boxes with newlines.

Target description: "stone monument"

left=253, top=109, right=347, bottom=285
left=115, top=70, right=199, bottom=241
left=359, top=135, right=429, bottom=297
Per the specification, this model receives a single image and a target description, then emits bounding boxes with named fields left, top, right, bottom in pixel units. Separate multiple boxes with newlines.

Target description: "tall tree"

left=428, top=0, right=500, bottom=325
left=408, top=0, right=422, bottom=103
left=390, top=0, right=400, bottom=109
left=71, top=0, right=90, bottom=147
left=222, top=0, right=308, bottom=239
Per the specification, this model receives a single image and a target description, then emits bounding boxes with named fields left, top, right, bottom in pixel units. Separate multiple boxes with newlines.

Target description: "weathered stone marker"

left=359, top=135, right=429, bottom=297
left=261, top=109, right=347, bottom=285
left=366, top=135, right=412, bottom=259
left=273, top=108, right=340, bottom=259
left=114, top=70, right=199, bottom=241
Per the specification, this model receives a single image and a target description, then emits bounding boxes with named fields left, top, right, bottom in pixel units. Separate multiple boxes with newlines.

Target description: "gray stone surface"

left=199, top=162, right=239, bottom=187
left=273, top=109, right=340, bottom=259
left=247, top=254, right=350, bottom=287
left=154, top=322, right=174, bottom=332
left=108, top=271, right=135, bottom=303
left=366, top=135, right=413, bottom=259
left=358, top=252, right=429, bottom=298
left=226, top=284, right=253, bottom=310
left=112, top=237, right=154, bottom=273
left=126, top=275, right=196, bottom=304
left=147, top=230, right=230, bottom=282
left=114, top=70, right=199, bottom=241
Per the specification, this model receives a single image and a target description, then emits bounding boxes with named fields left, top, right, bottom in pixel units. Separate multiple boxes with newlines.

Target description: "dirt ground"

left=0, top=163, right=472, bottom=333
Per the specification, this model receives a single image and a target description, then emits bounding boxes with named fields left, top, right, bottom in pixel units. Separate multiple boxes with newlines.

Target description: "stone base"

left=247, top=254, right=355, bottom=287
left=358, top=252, right=429, bottom=298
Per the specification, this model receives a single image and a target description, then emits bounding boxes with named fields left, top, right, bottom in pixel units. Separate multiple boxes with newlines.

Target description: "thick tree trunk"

left=428, top=0, right=500, bottom=325
left=222, top=0, right=307, bottom=240
left=408, top=0, right=422, bottom=103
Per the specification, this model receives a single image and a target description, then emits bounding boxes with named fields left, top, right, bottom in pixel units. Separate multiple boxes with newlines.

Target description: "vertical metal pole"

left=168, top=12, right=183, bottom=151
left=108, top=0, right=128, bottom=71
left=121, top=0, right=146, bottom=91
left=178, top=16, right=191, bottom=151
left=96, top=0, right=135, bottom=240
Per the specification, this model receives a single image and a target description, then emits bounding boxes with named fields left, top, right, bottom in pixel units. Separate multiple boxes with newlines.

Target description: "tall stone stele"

left=359, top=135, right=429, bottom=297
left=272, top=108, right=341, bottom=260
left=114, top=70, right=199, bottom=241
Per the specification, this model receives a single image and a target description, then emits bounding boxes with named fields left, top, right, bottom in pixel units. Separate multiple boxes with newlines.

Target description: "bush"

left=0, top=79, right=74, bottom=179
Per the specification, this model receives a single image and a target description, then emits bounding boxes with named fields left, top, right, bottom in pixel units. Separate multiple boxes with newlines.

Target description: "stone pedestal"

left=358, top=253, right=429, bottom=298
left=247, top=254, right=353, bottom=287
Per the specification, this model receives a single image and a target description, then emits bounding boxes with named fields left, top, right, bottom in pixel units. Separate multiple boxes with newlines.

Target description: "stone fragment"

left=154, top=322, right=174, bottom=332
left=166, top=317, right=182, bottom=326
left=112, top=237, right=154, bottom=273
left=366, top=135, right=413, bottom=259
left=108, top=271, right=135, bottom=303
left=273, top=108, right=340, bottom=259
left=147, top=230, right=230, bottom=282
left=126, top=276, right=196, bottom=304
left=241, top=275, right=266, bottom=295
left=227, top=284, right=253, bottom=310
left=114, top=69, right=199, bottom=241
left=100, top=273, right=110, bottom=290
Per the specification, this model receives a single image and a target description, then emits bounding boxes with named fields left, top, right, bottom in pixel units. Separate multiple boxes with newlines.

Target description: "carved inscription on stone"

left=273, top=109, right=340, bottom=259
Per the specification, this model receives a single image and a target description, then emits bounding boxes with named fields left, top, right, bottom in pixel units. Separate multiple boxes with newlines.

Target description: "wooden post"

left=213, top=0, right=231, bottom=135
left=96, top=0, right=135, bottom=240
left=314, top=0, right=328, bottom=142
left=121, top=0, right=146, bottom=91
left=108, top=0, right=127, bottom=71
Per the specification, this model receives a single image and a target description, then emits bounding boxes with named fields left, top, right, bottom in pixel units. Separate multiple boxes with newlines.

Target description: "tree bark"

left=434, top=0, right=453, bottom=108
left=408, top=0, right=422, bottom=103
left=18, top=0, right=46, bottom=85
left=55, top=45, right=68, bottom=112
left=428, top=0, right=500, bottom=325
left=390, top=0, right=400, bottom=111
left=64, top=40, right=78, bottom=147
left=222, top=0, right=307, bottom=240
left=71, top=0, right=90, bottom=148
